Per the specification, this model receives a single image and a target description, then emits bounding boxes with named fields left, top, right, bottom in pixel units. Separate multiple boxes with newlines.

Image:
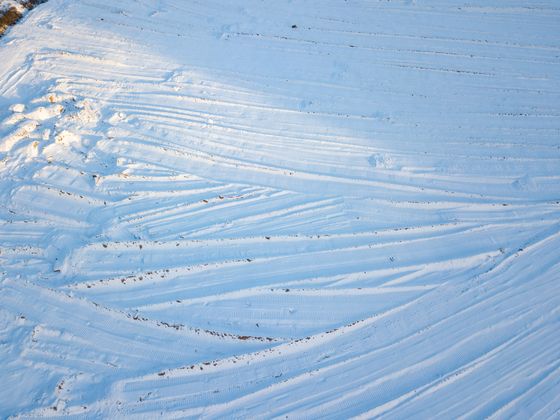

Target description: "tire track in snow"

left=1, top=0, right=559, bottom=416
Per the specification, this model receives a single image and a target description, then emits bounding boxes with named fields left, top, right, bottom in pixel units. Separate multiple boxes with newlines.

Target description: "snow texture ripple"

left=0, top=0, right=559, bottom=417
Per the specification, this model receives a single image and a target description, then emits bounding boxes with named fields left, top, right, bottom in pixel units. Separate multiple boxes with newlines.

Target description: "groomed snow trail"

left=1, top=0, right=559, bottom=417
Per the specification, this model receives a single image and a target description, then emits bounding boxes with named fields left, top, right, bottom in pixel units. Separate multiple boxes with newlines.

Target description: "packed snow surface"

left=1, top=0, right=560, bottom=417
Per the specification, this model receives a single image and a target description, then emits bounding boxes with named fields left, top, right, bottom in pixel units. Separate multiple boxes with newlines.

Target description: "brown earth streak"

left=0, top=1, right=47, bottom=37
left=0, top=7, right=23, bottom=36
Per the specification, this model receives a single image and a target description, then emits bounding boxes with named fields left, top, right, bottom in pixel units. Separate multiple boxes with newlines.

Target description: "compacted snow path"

left=1, top=0, right=559, bottom=417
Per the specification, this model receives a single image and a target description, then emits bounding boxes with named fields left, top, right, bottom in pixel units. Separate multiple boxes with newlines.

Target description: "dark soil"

left=0, top=1, right=47, bottom=37
left=0, top=7, right=23, bottom=36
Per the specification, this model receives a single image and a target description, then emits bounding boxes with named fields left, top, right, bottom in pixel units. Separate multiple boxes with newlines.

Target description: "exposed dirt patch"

left=0, top=7, right=22, bottom=36
left=20, top=0, right=47, bottom=7
left=0, top=0, right=47, bottom=37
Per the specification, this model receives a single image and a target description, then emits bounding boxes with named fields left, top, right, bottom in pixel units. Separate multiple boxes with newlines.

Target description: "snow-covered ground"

left=1, top=0, right=559, bottom=417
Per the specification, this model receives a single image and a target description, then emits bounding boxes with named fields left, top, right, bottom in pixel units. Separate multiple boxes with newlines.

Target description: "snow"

left=0, top=1, right=24, bottom=13
left=1, top=0, right=559, bottom=417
